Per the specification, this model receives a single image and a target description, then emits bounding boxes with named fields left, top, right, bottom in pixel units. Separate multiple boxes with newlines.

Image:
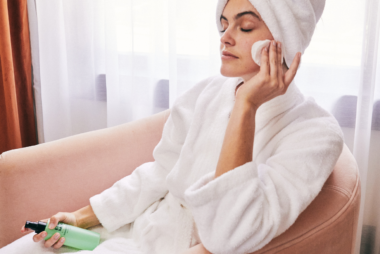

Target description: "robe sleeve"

left=183, top=115, right=344, bottom=254
left=89, top=75, right=216, bottom=233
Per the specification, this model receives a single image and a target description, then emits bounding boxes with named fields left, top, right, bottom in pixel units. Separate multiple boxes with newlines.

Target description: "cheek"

left=241, top=41, right=256, bottom=68
left=242, top=40, right=254, bottom=60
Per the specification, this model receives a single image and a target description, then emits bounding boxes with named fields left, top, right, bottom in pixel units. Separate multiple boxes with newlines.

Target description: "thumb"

left=48, top=213, right=65, bottom=229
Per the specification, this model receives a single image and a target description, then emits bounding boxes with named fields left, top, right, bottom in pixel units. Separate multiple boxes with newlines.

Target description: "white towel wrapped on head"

left=216, top=0, right=326, bottom=68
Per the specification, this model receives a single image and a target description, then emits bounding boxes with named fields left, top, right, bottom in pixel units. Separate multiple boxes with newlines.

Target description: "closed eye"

left=220, top=28, right=253, bottom=33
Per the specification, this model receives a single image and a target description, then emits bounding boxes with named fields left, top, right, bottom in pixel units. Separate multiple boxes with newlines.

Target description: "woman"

left=7, top=0, right=343, bottom=253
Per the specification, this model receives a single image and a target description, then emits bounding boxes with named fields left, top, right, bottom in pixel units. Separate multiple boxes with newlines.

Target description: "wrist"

left=73, top=205, right=99, bottom=229
left=229, top=98, right=257, bottom=135
left=72, top=209, right=84, bottom=228
left=234, top=97, right=259, bottom=115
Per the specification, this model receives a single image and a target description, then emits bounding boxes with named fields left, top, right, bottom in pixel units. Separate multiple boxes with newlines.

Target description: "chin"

left=220, top=66, right=241, bottom=77
left=220, top=66, right=256, bottom=78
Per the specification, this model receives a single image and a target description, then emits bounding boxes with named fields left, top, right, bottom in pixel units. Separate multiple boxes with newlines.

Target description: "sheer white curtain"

left=27, top=0, right=221, bottom=142
left=27, top=0, right=380, bottom=253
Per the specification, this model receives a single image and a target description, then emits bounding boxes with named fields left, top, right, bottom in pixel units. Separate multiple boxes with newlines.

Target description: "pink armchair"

left=0, top=109, right=361, bottom=253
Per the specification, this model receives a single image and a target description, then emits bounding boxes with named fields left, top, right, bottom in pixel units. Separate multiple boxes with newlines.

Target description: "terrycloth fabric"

left=251, top=39, right=283, bottom=66
left=216, top=0, right=326, bottom=68
left=88, top=74, right=343, bottom=254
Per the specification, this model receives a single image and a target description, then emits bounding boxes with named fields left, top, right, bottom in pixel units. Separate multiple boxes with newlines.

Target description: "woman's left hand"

left=235, top=40, right=301, bottom=110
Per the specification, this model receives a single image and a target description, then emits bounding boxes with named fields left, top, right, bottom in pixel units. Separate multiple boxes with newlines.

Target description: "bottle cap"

left=25, top=221, right=47, bottom=234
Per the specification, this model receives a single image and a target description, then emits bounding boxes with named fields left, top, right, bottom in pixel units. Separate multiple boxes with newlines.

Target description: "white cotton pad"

left=251, top=39, right=284, bottom=66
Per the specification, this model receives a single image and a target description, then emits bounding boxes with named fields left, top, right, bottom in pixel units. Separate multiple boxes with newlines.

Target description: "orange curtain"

left=0, top=0, right=36, bottom=154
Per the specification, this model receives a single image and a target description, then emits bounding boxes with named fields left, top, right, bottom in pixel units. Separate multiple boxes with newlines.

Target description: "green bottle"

left=25, top=219, right=100, bottom=251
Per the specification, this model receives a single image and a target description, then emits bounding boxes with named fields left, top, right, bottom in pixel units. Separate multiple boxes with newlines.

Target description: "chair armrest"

left=248, top=143, right=361, bottom=254
left=180, top=244, right=212, bottom=254
left=0, top=109, right=170, bottom=248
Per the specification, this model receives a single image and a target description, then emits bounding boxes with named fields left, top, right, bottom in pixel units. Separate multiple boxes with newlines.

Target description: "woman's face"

left=219, top=0, right=275, bottom=82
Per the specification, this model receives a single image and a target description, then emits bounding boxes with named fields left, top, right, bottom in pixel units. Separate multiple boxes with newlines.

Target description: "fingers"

left=44, top=232, right=62, bottom=248
left=32, top=231, right=47, bottom=242
left=26, top=216, right=66, bottom=249
left=277, top=41, right=286, bottom=92
left=269, top=40, right=278, bottom=81
left=49, top=213, right=65, bottom=229
left=32, top=231, right=65, bottom=249
left=284, top=52, right=301, bottom=86
left=260, top=45, right=269, bottom=74
left=21, top=225, right=32, bottom=233
left=52, top=237, right=65, bottom=249
left=45, top=214, right=66, bottom=248
left=277, top=42, right=283, bottom=79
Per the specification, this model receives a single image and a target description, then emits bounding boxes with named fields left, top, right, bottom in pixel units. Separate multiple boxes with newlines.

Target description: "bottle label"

left=54, top=223, right=69, bottom=236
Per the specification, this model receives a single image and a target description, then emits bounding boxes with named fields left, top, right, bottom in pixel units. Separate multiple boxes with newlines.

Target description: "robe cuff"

left=184, top=161, right=258, bottom=207
left=89, top=193, right=120, bottom=233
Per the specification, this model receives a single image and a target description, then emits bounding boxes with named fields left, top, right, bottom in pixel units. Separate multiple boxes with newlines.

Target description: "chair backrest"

left=250, top=143, right=361, bottom=254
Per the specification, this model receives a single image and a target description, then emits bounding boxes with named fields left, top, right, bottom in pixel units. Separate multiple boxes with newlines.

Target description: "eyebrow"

left=220, top=11, right=261, bottom=22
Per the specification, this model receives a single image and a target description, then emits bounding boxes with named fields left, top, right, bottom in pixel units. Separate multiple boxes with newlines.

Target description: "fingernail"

left=60, top=238, right=65, bottom=243
left=42, top=232, right=47, bottom=237
left=272, top=40, right=276, bottom=46
left=54, top=233, right=59, bottom=239
left=49, top=223, right=54, bottom=229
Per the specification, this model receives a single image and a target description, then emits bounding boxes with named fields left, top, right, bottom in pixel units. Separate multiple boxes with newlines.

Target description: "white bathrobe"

left=0, top=74, right=344, bottom=254
left=89, top=74, right=344, bottom=254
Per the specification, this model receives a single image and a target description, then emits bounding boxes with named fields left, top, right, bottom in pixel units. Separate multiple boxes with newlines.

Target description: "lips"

left=222, top=51, right=238, bottom=58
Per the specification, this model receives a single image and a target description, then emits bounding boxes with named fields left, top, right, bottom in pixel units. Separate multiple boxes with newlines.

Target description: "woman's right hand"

left=20, top=212, right=78, bottom=249
left=236, top=40, right=301, bottom=110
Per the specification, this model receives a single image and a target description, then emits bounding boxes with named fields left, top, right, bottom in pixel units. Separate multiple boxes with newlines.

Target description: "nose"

left=220, top=27, right=235, bottom=46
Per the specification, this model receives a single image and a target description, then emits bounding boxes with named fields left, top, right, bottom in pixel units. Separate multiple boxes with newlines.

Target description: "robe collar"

left=228, top=77, right=303, bottom=131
